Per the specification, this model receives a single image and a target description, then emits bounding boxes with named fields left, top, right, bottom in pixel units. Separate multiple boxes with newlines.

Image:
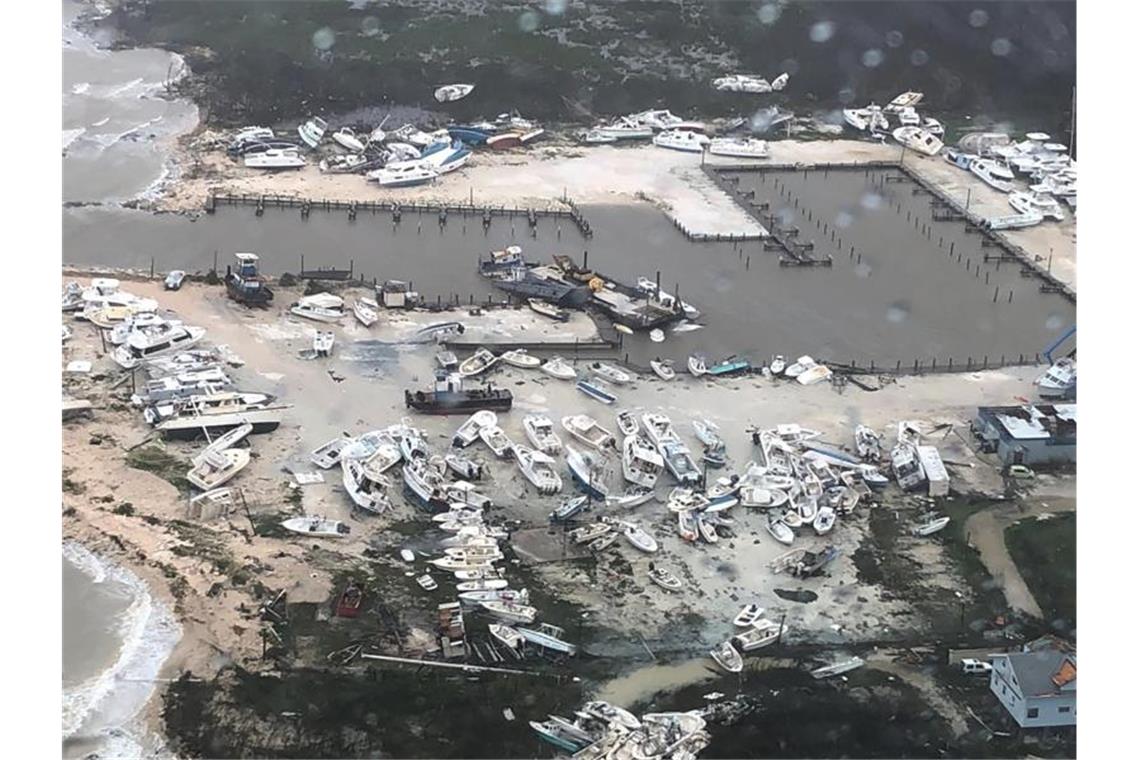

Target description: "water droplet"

left=853, top=262, right=872, bottom=278
left=542, top=0, right=568, bottom=15
left=910, top=49, right=930, bottom=66
left=312, top=27, right=336, bottom=51
left=837, top=87, right=856, bottom=105
left=885, top=30, right=904, bottom=48
left=518, top=10, right=540, bottom=32
left=886, top=301, right=910, bottom=323
left=809, top=20, right=835, bottom=43
left=779, top=58, right=800, bottom=76
left=712, top=273, right=734, bottom=293
left=861, top=48, right=884, bottom=68
left=834, top=211, right=853, bottom=229
left=991, top=37, right=1012, bottom=57
left=776, top=207, right=796, bottom=225
left=1045, top=314, right=1064, bottom=330
left=968, top=9, right=989, bottom=28
left=757, top=3, right=782, bottom=25
left=361, top=17, right=381, bottom=37
left=860, top=192, right=883, bottom=211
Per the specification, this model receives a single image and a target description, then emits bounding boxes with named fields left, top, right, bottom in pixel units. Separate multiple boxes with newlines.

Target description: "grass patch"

left=113, top=503, right=136, bottom=516
left=127, top=446, right=192, bottom=492
left=1005, top=513, right=1076, bottom=629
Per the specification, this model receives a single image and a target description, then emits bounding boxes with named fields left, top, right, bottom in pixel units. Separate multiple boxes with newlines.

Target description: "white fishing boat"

left=517, top=623, right=577, bottom=655
left=479, top=425, right=513, bottom=458
left=783, top=355, right=815, bottom=378
left=186, top=448, right=250, bottom=491
left=297, top=116, right=328, bottom=148
left=969, top=158, right=1015, bottom=193
left=688, top=355, right=708, bottom=376
left=913, top=515, right=950, bottom=536
left=893, top=126, right=944, bottom=156
left=281, top=516, right=350, bottom=537
left=313, top=330, right=335, bottom=357
left=522, top=414, right=563, bottom=456
left=622, top=434, right=664, bottom=488
left=402, top=459, right=451, bottom=511
left=591, top=119, right=654, bottom=141
left=733, top=604, right=765, bottom=627
left=109, top=312, right=178, bottom=345
left=458, top=348, right=499, bottom=377
left=565, top=446, right=609, bottom=499
left=342, top=457, right=391, bottom=514
left=606, top=486, right=655, bottom=509
left=368, top=162, right=438, bottom=188
left=489, top=623, right=525, bottom=650
left=733, top=619, right=784, bottom=651
left=649, top=359, right=675, bottom=381
left=813, top=505, right=837, bottom=535
left=697, top=513, right=719, bottom=543
left=290, top=293, right=346, bottom=323
left=692, top=419, right=723, bottom=449
left=771, top=72, right=789, bottom=90
left=811, top=656, right=865, bottom=679
left=712, top=74, right=772, bottom=93
left=457, top=578, right=511, bottom=593
left=500, top=348, right=541, bottom=369
left=641, top=413, right=702, bottom=485
left=710, top=640, right=743, bottom=673
left=318, top=153, right=369, bottom=174
left=615, top=410, right=638, bottom=437
left=796, top=364, right=833, bottom=386
left=361, top=439, right=402, bottom=481
left=582, top=128, right=618, bottom=144
left=985, top=212, right=1044, bottom=230
left=415, top=574, right=438, bottom=591
left=1034, top=358, right=1076, bottom=398
left=738, top=484, right=789, bottom=509
left=244, top=148, right=306, bottom=169
left=766, top=514, right=794, bottom=545
left=897, top=106, right=921, bottom=126
left=111, top=325, right=207, bottom=370
left=843, top=108, right=872, bottom=131
left=570, top=523, right=613, bottom=544
left=885, top=91, right=924, bottom=111
left=561, top=415, right=615, bottom=450
left=452, top=409, right=497, bottom=447
left=352, top=299, right=379, bottom=327
left=188, top=487, right=239, bottom=517
left=480, top=601, right=537, bottom=624
left=527, top=298, right=569, bottom=321
left=653, top=129, right=710, bottom=153
left=551, top=494, right=590, bottom=521
left=708, top=136, right=769, bottom=159
left=514, top=445, right=563, bottom=495
left=541, top=356, right=577, bottom=380
left=332, top=127, right=365, bottom=152
left=648, top=567, right=683, bottom=591
left=630, top=109, right=686, bottom=131
left=434, top=83, right=475, bottom=102
left=1009, top=191, right=1065, bottom=221
left=622, top=522, right=658, bottom=553
left=590, top=362, right=633, bottom=385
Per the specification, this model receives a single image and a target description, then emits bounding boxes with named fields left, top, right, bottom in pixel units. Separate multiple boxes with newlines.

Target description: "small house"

left=989, top=638, right=1075, bottom=728
left=972, top=404, right=1076, bottom=466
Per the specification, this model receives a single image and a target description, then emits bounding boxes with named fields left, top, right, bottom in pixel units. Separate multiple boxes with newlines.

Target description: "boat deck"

left=510, top=527, right=594, bottom=565
left=590, top=287, right=684, bottom=330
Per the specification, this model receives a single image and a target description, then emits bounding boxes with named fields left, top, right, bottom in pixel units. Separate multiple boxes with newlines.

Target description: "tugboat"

left=405, top=370, right=512, bottom=414
left=224, top=253, right=274, bottom=307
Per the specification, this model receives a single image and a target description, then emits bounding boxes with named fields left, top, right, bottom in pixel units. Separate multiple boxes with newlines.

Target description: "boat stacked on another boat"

left=452, top=410, right=497, bottom=447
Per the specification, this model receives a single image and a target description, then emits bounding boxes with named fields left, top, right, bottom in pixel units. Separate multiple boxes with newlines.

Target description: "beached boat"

left=710, top=640, right=744, bottom=673
left=653, top=128, right=710, bottom=153
left=713, top=73, right=772, bottom=93
left=435, top=350, right=458, bottom=370
left=458, top=348, right=499, bottom=377
left=445, top=481, right=492, bottom=509
left=404, top=372, right=512, bottom=415
left=415, top=574, right=438, bottom=591
left=517, top=623, right=577, bottom=655
left=708, top=136, right=769, bottom=159
left=111, top=325, right=207, bottom=370
left=430, top=555, right=495, bottom=572
left=565, top=446, right=609, bottom=499
left=697, top=513, right=719, bottom=543
left=151, top=394, right=286, bottom=439
left=606, top=486, right=655, bottom=509
left=570, top=522, right=613, bottom=544
left=811, top=656, right=865, bottom=679
left=352, top=299, right=378, bottom=327
left=591, top=362, right=633, bottom=386
left=368, top=162, right=438, bottom=188
left=733, top=604, right=765, bottom=627
left=500, top=348, right=541, bottom=369
left=457, top=579, right=512, bottom=593
left=1034, top=358, right=1076, bottom=398
left=1009, top=191, right=1065, bottom=221
left=361, top=441, right=402, bottom=481
left=434, top=83, right=474, bottom=102
left=527, top=298, right=569, bottom=321
left=479, top=425, right=513, bottom=458
left=297, top=116, right=328, bottom=148
left=244, top=148, right=306, bottom=169
left=766, top=514, right=794, bottom=545
left=342, top=457, right=391, bottom=514
left=486, top=132, right=523, bottom=150
left=589, top=531, right=620, bottom=553
left=489, top=623, right=525, bottom=651
left=281, top=516, right=350, bottom=537
left=576, top=378, right=616, bottom=405
left=650, top=359, right=676, bottom=381
left=615, top=410, right=639, bottom=437
left=452, top=409, right=497, bottom=447
left=290, top=293, right=346, bottom=323
left=913, top=515, right=951, bottom=536
left=186, top=447, right=250, bottom=491
left=622, top=522, right=658, bottom=553
left=688, top=355, right=708, bottom=376
left=622, top=434, right=665, bottom=488
left=318, top=153, right=370, bottom=174
left=633, top=277, right=700, bottom=319
left=796, top=364, right=832, bottom=386
left=648, top=567, right=683, bottom=592
left=591, top=119, right=654, bottom=141
left=813, top=506, right=837, bottom=535
left=854, top=425, right=882, bottom=460
left=676, top=509, right=699, bottom=542
left=692, top=419, right=723, bottom=450
left=522, top=414, right=563, bottom=456
left=970, top=158, right=1015, bottom=193
left=514, top=445, right=563, bottom=495
left=733, top=620, right=784, bottom=652
left=480, top=600, right=537, bottom=624
left=541, top=356, right=577, bottom=380
left=551, top=494, right=590, bottom=522
left=561, top=415, right=616, bottom=450
left=893, top=125, right=944, bottom=156
left=402, top=459, right=451, bottom=512
left=329, top=127, right=364, bottom=153
left=313, top=330, right=335, bottom=357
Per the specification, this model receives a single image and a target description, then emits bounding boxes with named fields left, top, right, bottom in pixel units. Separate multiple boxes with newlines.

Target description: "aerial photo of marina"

left=61, top=1, right=1080, bottom=758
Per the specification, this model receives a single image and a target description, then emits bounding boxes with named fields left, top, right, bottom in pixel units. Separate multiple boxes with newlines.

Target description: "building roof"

left=983, top=404, right=1077, bottom=441
left=1001, top=648, right=1077, bottom=697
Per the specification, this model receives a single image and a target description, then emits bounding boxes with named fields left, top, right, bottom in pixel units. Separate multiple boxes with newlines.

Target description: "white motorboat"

left=913, top=515, right=950, bottom=537
left=112, top=325, right=206, bottom=369
left=641, top=413, right=702, bottom=485
left=297, top=116, right=328, bottom=148
left=480, top=601, right=537, bottom=624
left=489, top=623, right=525, bottom=650
left=153, top=397, right=286, bottom=440
left=738, top=484, right=789, bottom=508
left=352, top=299, right=379, bottom=327
left=629, top=109, right=686, bottom=131
left=622, top=522, right=658, bottom=553
left=457, top=579, right=512, bottom=593
left=590, top=362, right=633, bottom=385
left=434, top=83, right=474, bottom=102
left=697, top=513, right=719, bottom=543
left=923, top=117, right=945, bottom=136
left=527, top=298, right=569, bottom=321
left=402, top=459, right=450, bottom=511
left=458, top=348, right=499, bottom=377
left=245, top=148, right=306, bottom=169
left=885, top=91, right=924, bottom=111
left=342, top=457, right=391, bottom=514
left=676, top=509, right=699, bottom=542
left=634, top=277, right=700, bottom=319
left=362, top=440, right=402, bottom=482
left=712, top=74, right=771, bottom=93
left=445, top=480, right=491, bottom=508
left=479, top=425, right=513, bottom=458
left=417, top=142, right=471, bottom=174
left=109, top=312, right=178, bottom=345
left=796, top=364, right=833, bottom=386
left=1009, top=191, right=1065, bottom=221
left=606, top=486, right=655, bottom=509
left=691, top=418, right=723, bottom=449
left=514, top=444, right=563, bottom=495
left=415, top=574, right=438, bottom=591
left=843, top=108, right=871, bottom=131
left=708, top=136, right=769, bottom=159
left=648, top=567, right=683, bottom=591
left=541, top=356, right=577, bottom=380
left=710, top=640, right=744, bottom=673
left=893, top=126, right=944, bottom=156
left=281, top=516, right=349, bottom=537
left=969, top=158, right=1015, bottom=193
left=813, top=505, right=837, bottom=534
left=1034, top=357, right=1076, bottom=398
left=332, top=127, right=365, bottom=152
left=733, top=620, right=784, bottom=652
left=688, top=355, right=708, bottom=376
left=733, top=604, right=765, bottom=627
left=318, top=153, right=369, bottom=174
left=561, top=415, right=615, bottom=450
left=589, top=119, right=654, bottom=141
left=384, top=142, right=423, bottom=163
left=368, top=162, right=438, bottom=188
left=854, top=425, right=882, bottom=461
left=622, top=434, right=665, bottom=488
left=522, top=414, right=563, bottom=456
left=186, top=448, right=249, bottom=491
left=897, top=106, right=920, bottom=126
left=649, top=359, right=675, bottom=381
left=766, top=514, right=794, bottom=545
left=290, top=293, right=346, bottom=323
left=811, top=656, right=865, bottom=679
left=653, top=129, right=710, bottom=153
left=500, top=349, right=541, bottom=369
left=615, top=410, right=639, bottom=437
left=313, top=330, right=335, bottom=357
left=453, top=410, right=497, bottom=447
left=570, top=523, right=613, bottom=544
left=784, top=355, right=815, bottom=378
left=565, top=446, right=610, bottom=499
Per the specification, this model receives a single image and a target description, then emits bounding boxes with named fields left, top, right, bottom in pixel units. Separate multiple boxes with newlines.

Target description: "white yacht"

left=367, top=162, right=438, bottom=188
left=629, top=109, right=685, bottom=131
left=897, top=106, right=921, bottom=126
left=112, top=325, right=206, bottom=369
left=434, top=83, right=474, bottom=102
left=245, top=148, right=305, bottom=170
left=591, top=119, right=654, bottom=141
left=153, top=393, right=286, bottom=440
left=884, top=91, right=924, bottom=112
left=969, top=158, right=1015, bottom=193
left=331, top=127, right=366, bottom=153
left=289, top=293, right=346, bottom=323
left=712, top=74, right=771, bottom=93
left=1034, top=358, right=1076, bottom=399
left=622, top=433, right=665, bottom=488
left=653, top=129, right=710, bottom=153
left=297, top=116, right=328, bottom=148
left=708, top=136, right=769, bottom=159
left=1009, top=191, right=1065, bottom=221
left=892, top=126, right=944, bottom=156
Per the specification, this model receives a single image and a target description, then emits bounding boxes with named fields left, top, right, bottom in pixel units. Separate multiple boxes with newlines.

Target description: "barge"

left=405, top=371, right=513, bottom=414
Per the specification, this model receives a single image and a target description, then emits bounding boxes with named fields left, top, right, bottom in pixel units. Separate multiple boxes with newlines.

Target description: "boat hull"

left=404, top=388, right=512, bottom=414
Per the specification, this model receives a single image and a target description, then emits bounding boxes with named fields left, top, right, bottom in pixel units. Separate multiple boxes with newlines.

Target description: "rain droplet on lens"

left=810, top=20, right=835, bottom=43
left=361, top=17, right=381, bottom=37
left=779, top=58, right=800, bottom=76
left=991, top=37, right=1012, bottom=57
left=968, top=9, right=989, bottom=28
left=518, top=10, right=540, bottom=32
left=776, top=207, right=796, bottom=225
left=713, top=274, right=734, bottom=293
left=910, top=49, right=930, bottom=66
left=543, top=0, right=568, bottom=15
left=757, top=3, right=782, bottom=25
left=861, top=48, right=884, bottom=68
left=885, top=30, right=904, bottom=48
left=860, top=192, right=883, bottom=211
left=886, top=301, right=910, bottom=323
left=312, top=27, right=336, bottom=51
left=838, top=87, right=856, bottom=105
left=854, top=262, right=872, bottom=278
left=835, top=211, right=853, bottom=229
left=1045, top=314, right=1064, bottom=330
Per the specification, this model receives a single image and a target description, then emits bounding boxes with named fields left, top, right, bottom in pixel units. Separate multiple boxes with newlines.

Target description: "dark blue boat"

left=447, top=127, right=491, bottom=145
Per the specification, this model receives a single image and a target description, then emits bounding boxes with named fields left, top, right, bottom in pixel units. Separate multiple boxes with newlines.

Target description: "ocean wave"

left=63, top=127, right=86, bottom=152
left=71, top=82, right=91, bottom=95
left=61, top=542, right=182, bottom=741
left=92, top=116, right=110, bottom=127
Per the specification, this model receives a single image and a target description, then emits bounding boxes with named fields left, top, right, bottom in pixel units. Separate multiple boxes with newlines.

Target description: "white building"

left=989, top=638, right=1076, bottom=728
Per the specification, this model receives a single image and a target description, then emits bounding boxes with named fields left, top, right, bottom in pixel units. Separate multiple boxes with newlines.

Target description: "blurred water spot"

left=861, top=48, right=884, bottom=68
left=835, top=211, right=853, bottom=229
left=968, top=9, right=990, bottom=28
left=853, top=262, right=872, bottom=278
left=946, top=74, right=963, bottom=94
left=910, top=49, right=930, bottom=66
left=776, top=207, right=796, bottom=225
left=885, top=30, right=904, bottom=48
left=750, top=106, right=783, bottom=133
left=1045, top=314, right=1065, bottom=330
left=809, top=20, right=835, bottom=43
left=712, top=273, right=734, bottom=294
left=820, top=109, right=845, bottom=125
left=779, top=58, right=800, bottom=76
left=860, top=192, right=883, bottom=211
left=361, top=17, right=381, bottom=37
left=991, top=37, right=1013, bottom=57
left=757, top=3, right=782, bottom=25
left=542, top=0, right=568, bottom=15
left=312, top=27, right=336, bottom=51
left=837, top=87, right=856, bottom=105
left=886, top=301, right=910, bottom=324
left=518, top=10, right=540, bottom=32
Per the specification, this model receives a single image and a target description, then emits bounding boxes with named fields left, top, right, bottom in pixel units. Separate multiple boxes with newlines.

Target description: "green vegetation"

left=127, top=445, right=192, bottom=491
left=1006, top=513, right=1076, bottom=628
left=113, top=503, right=136, bottom=516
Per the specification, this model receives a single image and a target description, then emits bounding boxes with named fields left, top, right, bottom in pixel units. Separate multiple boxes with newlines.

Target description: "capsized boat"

left=606, top=486, right=655, bottom=509
left=710, top=640, right=744, bottom=673
left=713, top=73, right=772, bottom=93
left=811, top=656, right=865, bottom=679
left=692, top=418, right=723, bottom=449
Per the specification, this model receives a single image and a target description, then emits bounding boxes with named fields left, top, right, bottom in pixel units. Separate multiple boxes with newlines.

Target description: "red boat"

left=335, top=583, right=364, bottom=618
left=486, top=132, right=523, bottom=150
